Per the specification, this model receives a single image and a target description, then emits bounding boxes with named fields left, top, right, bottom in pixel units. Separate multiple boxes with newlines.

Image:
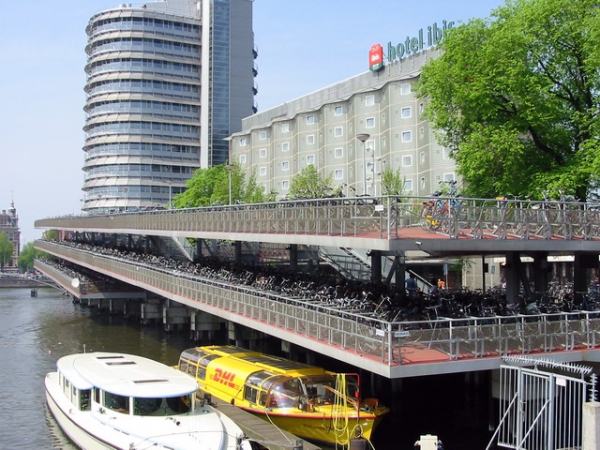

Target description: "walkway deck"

left=208, top=396, right=320, bottom=450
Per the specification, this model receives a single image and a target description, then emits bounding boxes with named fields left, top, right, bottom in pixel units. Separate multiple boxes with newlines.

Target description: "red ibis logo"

left=369, top=44, right=384, bottom=72
left=213, top=368, right=236, bottom=388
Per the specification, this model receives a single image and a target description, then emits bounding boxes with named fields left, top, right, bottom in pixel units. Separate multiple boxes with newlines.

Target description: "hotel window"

left=443, top=147, right=451, bottom=159
left=259, top=148, right=267, bottom=158
left=420, top=152, right=425, bottom=164
left=419, top=102, right=424, bottom=115
left=401, top=107, right=411, bottom=118
left=281, top=123, right=289, bottom=133
left=402, top=155, right=413, bottom=167
left=401, top=83, right=411, bottom=95
left=282, top=161, right=290, bottom=171
left=282, top=142, right=289, bottom=152
left=404, top=179, right=413, bottom=193
left=239, top=137, right=247, bottom=146
left=239, top=155, right=247, bottom=164
left=306, top=115, right=315, bottom=125
left=365, top=94, right=375, bottom=106
left=282, top=180, right=290, bottom=190
left=420, top=177, right=426, bottom=189
left=334, top=126, right=343, bottom=137
left=366, top=117, right=375, bottom=128
left=334, top=147, right=343, bottom=158
left=334, top=105, right=343, bottom=116
left=402, top=131, right=412, bottom=143
left=259, top=131, right=267, bottom=140
left=444, top=173, right=456, bottom=182
left=307, top=135, right=315, bottom=145
left=307, top=155, right=315, bottom=165
left=334, top=169, right=343, bottom=180
left=366, top=139, right=376, bottom=152
left=259, top=166, right=267, bottom=176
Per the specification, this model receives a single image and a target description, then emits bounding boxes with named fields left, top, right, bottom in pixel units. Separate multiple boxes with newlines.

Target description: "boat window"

left=300, top=375, right=336, bottom=405
left=80, top=390, right=91, bottom=411
left=260, top=374, right=287, bottom=390
left=134, top=397, right=161, bottom=415
left=247, top=371, right=271, bottom=387
left=187, top=364, right=197, bottom=378
left=180, top=348, right=207, bottom=363
left=197, top=354, right=219, bottom=380
left=268, top=378, right=302, bottom=408
left=179, top=359, right=189, bottom=373
left=133, top=395, right=192, bottom=416
left=166, top=395, right=192, bottom=414
left=104, top=391, right=130, bottom=414
left=258, top=390, right=267, bottom=406
left=244, top=386, right=258, bottom=404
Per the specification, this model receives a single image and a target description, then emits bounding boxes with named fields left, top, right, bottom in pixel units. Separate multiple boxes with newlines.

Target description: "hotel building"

left=229, top=46, right=458, bottom=200
left=81, top=0, right=256, bottom=212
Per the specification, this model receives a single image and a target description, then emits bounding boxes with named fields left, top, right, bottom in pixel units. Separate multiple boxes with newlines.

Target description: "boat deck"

left=207, top=397, right=321, bottom=450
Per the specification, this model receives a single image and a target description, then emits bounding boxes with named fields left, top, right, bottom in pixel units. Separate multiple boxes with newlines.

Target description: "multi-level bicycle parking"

left=33, top=237, right=600, bottom=378
left=34, top=194, right=600, bottom=377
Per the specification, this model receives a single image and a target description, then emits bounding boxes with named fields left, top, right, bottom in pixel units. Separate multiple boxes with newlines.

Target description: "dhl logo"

left=213, top=368, right=236, bottom=388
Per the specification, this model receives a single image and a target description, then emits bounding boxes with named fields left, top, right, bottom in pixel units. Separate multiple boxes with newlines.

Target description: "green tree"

left=288, top=165, right=334, bottom=199
left=381, top=167, right=410, bottom=196
left=0, top=233, right=14, bottom=271
left=18, top=242, right=46, bottom=272
left=173, top=163, right=275, bottom=208
left=416, top=0, right=600, bottom=201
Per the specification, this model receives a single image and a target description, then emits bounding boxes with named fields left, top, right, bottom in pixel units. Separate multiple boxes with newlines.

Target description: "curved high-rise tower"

left=82, top=0, right=255, bottom=212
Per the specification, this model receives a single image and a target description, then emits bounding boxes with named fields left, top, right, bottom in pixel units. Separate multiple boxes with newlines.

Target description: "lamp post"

left=167, top=180, right=172, bottom=209
left=356, top=133, right=370, bottom=196
left=226, top=164, right=235, bottom=205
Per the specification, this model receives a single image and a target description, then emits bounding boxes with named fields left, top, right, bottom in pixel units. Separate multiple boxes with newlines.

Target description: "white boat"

left=45, top=352, right=254, bottom=450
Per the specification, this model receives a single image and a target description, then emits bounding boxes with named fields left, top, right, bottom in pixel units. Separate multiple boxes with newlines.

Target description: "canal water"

left=0, top=287, right=494, bottom=449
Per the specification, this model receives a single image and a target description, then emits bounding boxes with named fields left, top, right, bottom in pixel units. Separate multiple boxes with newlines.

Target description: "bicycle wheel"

left=356, top=323, right=382, bottom=354
left=420, top=204, right=433, bottom=230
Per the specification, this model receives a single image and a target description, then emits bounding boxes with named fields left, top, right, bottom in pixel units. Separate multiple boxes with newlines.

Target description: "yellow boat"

left=177, top=345, right=389, bottom=447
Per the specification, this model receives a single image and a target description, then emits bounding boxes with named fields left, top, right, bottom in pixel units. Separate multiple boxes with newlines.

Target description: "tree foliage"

left=18, top=242, right=46, bottom=272
left=381, top=167, right=410, bottom=196
left=288, top=165, right=335, bottom=199
left=416, top=0, right=600, bottom=201
left=173, top=164, right=275, bottom=208
left=0, top=233, right=14, bottom=271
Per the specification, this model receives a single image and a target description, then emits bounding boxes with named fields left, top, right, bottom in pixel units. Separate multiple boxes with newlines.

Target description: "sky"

left=0, top=0, right=505, bottom=247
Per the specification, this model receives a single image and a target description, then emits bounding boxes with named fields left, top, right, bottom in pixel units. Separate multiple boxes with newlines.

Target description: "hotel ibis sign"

left=369, top=20, right=455, bottom=72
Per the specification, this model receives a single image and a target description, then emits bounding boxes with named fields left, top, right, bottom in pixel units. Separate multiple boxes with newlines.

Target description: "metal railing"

left=36, top=196, right=600, bottom=241
left=35, top=240, right=600, bottom=367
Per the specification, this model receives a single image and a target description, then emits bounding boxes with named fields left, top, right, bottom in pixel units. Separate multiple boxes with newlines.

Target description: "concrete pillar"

left=583, top=402, right=600, bottom=450
left=505, top=252, right=521, bottom=304
left=289, top=244, right=298, bottom=271
left=195, top=239, right=203, bottom=261
left=233, top=241, right=242, bottom=263
left=532, top=252, right=549, bottom=295
left=574, top=253, right=592, bottom=297
left=370, top=250, right=382, bottom=283
left=396, top=254, right=406, bottom=296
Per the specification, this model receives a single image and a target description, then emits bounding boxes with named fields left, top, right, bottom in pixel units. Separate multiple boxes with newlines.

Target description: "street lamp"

left=167, top=180, right=172, bottom=209
left=356, top=133, right=370, bottom=196
left=226, top=164, right=235, bottom=205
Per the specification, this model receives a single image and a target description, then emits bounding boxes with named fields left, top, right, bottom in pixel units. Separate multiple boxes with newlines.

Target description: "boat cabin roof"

left=56, top=352, right=199, bottom=397
left=184, top=346, right=330, bottom=378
